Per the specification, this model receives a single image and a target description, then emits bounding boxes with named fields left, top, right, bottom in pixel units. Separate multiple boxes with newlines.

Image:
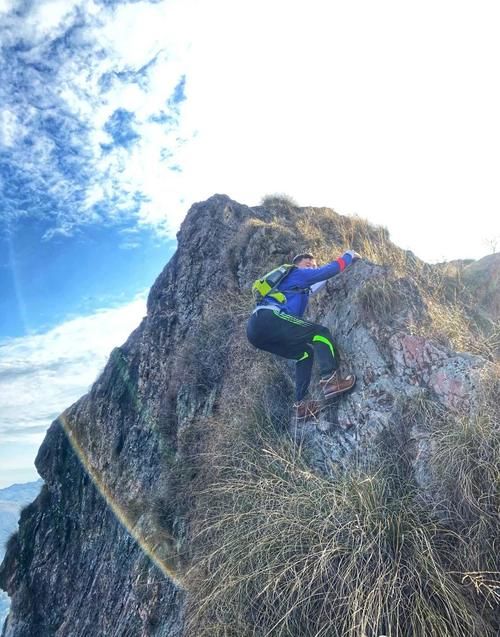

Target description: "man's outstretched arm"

left=288, top=250, right=360, bottom=287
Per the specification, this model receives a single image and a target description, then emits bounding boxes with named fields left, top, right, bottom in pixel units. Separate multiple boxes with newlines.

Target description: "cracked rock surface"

left=0, top=195, right=495, bottom=636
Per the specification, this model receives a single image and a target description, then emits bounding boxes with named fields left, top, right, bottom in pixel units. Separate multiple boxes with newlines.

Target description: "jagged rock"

left=282, top=258, right=488, bottom=481
left=1, top=195, right=497, bottom=636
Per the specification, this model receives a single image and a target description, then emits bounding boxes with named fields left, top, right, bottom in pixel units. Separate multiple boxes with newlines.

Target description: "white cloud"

left=28, top=0, right=83, bottom=40
left=64, top=1, right=194, bottom=229
left=0, top=109, right=26, bottom=147
left=175, top=0, right=500, bottom=262
left=0, top=293, right=147, bottom=445
left=0, top=0, right=83, bottom=48
left=0, top=0, right=16, bottom=16
left=0, top=0, right=193, bottom=231
left=2, top=0, right=500, bottom=260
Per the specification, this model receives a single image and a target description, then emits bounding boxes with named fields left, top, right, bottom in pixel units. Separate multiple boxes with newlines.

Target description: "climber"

left=247, top=250, right=361, bottom=420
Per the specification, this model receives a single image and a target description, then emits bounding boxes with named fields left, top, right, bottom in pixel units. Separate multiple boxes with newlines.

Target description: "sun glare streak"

left=56, top=349, right=185, bottom=590
left=58, top=412, right=184, bottom=589
left=6, top=233, right=29, bottom=334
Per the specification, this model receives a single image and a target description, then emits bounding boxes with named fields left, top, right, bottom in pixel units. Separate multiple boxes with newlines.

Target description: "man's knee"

left=310, top=325, right=336, bottom=359
left=314, top=324, right=333, bottom=340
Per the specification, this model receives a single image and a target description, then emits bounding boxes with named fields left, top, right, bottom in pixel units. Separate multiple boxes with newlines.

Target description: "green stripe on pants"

left=312, top=334, right=335, bottom=357
left=272, top=310, right=308, bottom=326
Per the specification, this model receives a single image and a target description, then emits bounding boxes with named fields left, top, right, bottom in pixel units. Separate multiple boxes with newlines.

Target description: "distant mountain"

left=0, top=480, right=43, bottom=506
left=436, top=252, right=500, bottom=359
left=0, top=593, right=7, bottom=629
left=0, top=502, right=20, bottom=556
left=461, top=252, right=500, bottom=320
left=438, top=252, right=500, bottom=321
left=0, top=480, right=43, bottom=627
left=0, top=481, right=43, bottom=548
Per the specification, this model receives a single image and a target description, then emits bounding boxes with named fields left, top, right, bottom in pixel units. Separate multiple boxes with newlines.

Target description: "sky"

left=1, top=0, right=499, bottom=488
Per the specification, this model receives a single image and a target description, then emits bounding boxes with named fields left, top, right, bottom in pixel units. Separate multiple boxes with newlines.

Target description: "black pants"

left=247, top=309, right=338, bottom=402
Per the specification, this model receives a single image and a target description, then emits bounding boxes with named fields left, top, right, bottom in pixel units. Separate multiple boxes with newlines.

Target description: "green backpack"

left=252, top=264, right=296, bottom=304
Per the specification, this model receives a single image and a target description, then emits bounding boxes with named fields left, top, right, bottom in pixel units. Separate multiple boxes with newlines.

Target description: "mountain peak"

left=1, top=197, right=498, bottom=636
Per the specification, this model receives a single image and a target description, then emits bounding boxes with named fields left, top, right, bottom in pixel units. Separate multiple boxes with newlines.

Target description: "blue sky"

left=1, top=0, right=500, bottom=487
left=1, top=218, right=173, bottom=337
left=0, top=0, right=183, bottom=487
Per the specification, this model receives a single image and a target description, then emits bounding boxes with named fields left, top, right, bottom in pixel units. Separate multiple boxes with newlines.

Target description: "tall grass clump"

left=428, top=366, right=500, bottom=612
left=261, top=193, right=299, bottom=208
left=185, top=431, right=493, bottom=637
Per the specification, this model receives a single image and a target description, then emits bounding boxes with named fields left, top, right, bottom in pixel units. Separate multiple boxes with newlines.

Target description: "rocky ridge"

left=1, top=195, right=498, bottom=636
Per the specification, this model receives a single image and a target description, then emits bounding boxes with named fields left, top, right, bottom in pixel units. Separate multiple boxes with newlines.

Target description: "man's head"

left=292, top=253, right=317, bottom=268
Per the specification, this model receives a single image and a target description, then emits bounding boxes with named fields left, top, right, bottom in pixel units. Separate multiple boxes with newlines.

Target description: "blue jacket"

left=270, top=252, right=354, bottom=317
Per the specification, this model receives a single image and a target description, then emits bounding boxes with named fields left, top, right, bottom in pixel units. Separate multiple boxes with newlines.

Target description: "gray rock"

left=1, top=195, right=496, bottom=636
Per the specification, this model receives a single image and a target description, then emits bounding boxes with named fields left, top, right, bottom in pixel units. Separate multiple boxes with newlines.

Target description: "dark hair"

left=292, top=252, right=315, bottom=265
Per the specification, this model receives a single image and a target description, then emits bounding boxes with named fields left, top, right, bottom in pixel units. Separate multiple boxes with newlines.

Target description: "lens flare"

left=55, top=348, right=185, bottom=590
left=6, top=233, right=29, bottom=334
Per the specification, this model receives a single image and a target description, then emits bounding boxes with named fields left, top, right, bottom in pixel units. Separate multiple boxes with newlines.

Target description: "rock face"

left=1, top=195, right=498, bottom=636
left=289, top=260, right=487, bottom=481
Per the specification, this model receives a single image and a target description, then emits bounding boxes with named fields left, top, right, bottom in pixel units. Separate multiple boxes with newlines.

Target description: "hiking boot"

left=293, top=399, right=322, bottom=421
left=319, top=371, right=356, bottom=400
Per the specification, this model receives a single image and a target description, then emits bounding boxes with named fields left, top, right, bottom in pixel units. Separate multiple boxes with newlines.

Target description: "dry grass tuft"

left=184, top=424, right=496, bottom=636
left=429, top=366, right=500, bottom=578
left=261, top=193, right=299, bottom=208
